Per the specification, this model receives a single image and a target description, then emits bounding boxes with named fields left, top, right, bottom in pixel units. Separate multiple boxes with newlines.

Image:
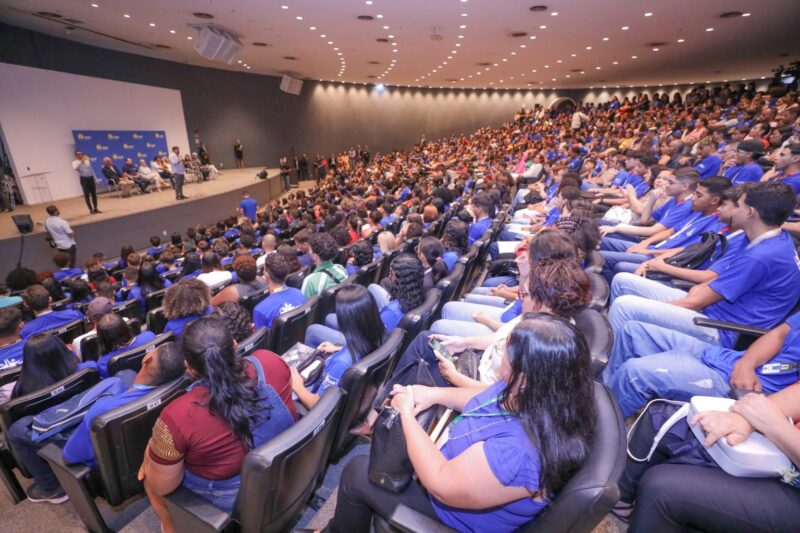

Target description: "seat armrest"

left=163, top=487, right=232, bottom=533
left=692, top=317, right=770, bottom=337
left=38, top=443, right=92, bottom=480
left=388, top=504, right=457, bottom=533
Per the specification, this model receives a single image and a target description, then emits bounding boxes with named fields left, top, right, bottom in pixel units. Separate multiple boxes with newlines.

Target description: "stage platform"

left=0, top=167, right=297, bottom=274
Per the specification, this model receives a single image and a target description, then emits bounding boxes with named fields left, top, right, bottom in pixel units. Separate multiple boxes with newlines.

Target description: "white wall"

left=0, top=63, right=190, bottom=204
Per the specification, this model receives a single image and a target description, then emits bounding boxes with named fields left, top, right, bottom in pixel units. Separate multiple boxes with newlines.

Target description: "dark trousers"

left=623, top=412, right=800, bottom=532
left=58, top=245, right=77, bottom=268
left=7, top=416, right=66, bottom=493
left=173, top=173, right=185, bottom=198
left=325, top=455, right=438, bottom=532
left=281, top=173, right=290, bottom=191
left=79, top=176, right=97, bottom=212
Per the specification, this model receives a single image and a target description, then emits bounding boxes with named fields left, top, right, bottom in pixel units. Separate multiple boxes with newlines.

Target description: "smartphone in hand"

left=429, top=338, right=454, bottom=363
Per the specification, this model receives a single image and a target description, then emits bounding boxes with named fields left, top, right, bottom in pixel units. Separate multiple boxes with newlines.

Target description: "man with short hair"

left=694, top=137, right=723, bottom=180
left=72, top=150, right=99, bottom=214
left=256, top=233, right=278, bottom=271
left=301, top=233, right=348, bottom=299
left=253, top=254, right=306, bottom=329
left=724, top=139, right=765, bottom=185
left=0, top=306, right=24, bottom=371
left=467, top=193, right=494, bottom=246
left=238, top=191, right=258, bottom=223
left=765, top=143, right=800, bottom=194
left=51, top=252, right=83, bottom=282
left=603, top=182, right=800, bottom=386
left=44, top=205, right=78, bottom=268
left=101, top=157, right=132, bottom=197
left=19, top=285, right=85, bottom=339
left=294, top=229, right=315, bottom=268
left=7, top=342, right=185, bottom=504
left=169, top=146, right=187, bottom=200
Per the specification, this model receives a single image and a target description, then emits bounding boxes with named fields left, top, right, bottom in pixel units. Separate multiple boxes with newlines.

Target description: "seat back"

left=0, top=365, right=22, bottom=388
left=113, top=298, right=143, bottom=322
left=91, top=376, right=190, bottom=505
left=48, top=318, right=88, bottom=345
left=587, top=272, right=610, bottom=312
left=235, top=387, right=344, bottom=533
left=146, top=306, right=167, bottom=334
left=453, top=247, right=479, bottom=300
left=574, top=309, right=614, bottom=367
left=434, top=261, right=466, bottom=311
left=355, top=258, right=382, bottom=287
left=377, top=248, right=401, bottom=282
left=145, top=288, right=168, bottom=313
left=316, top=279, right=353, bottom=322
left=285, top=265, right=312, bottom=289
left=330, top=329, right=406, bottom=460
left=270, top=297, right=319, bottom=354
left=585, top=250, right=604, bottom=274
left=107, top=333, right=176, bottom=376
left=240, top=287, right=270, bottom=317
left=235, top=327, right=271, bottom=358
left=396, top=289, right=441, bottom=362
left=526, top=382, right=626, bottom=532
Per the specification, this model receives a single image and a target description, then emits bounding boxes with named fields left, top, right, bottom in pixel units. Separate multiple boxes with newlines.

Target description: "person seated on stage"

left=121, top=157, right=152, bottom=193
left=139, top=158, right=167, bottom=191
left=147, top=236, right=165, bottom=258
left=19, top=285, right=84, bottom=339
left=140, top=317, right=297, bottom=525
left=95, top=313, right=156, bottom=378
left=51, top=252, right=82, bottom=282
left=7, top=341, right=184, bottom=505
left=162, top=278, right=213, bottom=338
left=151, top=156, right=174, bottom=188
left=101, top=157, right=133, bottom=196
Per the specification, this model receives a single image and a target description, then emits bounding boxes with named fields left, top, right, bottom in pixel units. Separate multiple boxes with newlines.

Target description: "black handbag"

left=455, top=349, right=481, bottom=380
left=647, top=232, right=727, bottom=281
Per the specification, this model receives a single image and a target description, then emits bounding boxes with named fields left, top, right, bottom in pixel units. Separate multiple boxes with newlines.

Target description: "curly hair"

left=528, top=259, right=591, bottom=319
left=350, top=240, right=374, bottom=267
left=389, top=253, right=425, bottom=312
left=310, top=232, right=339, bottom=261
left=212, top=301, right=253, bottom=342
left=232, top=255, right=257, bottom=283
left=163, top=278, right=211, bottom=319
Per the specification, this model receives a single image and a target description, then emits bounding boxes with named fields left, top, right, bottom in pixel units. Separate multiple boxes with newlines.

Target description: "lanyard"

left=746, top=228, right=782, bottom=251
left=448, top=395, right=512, bottom=429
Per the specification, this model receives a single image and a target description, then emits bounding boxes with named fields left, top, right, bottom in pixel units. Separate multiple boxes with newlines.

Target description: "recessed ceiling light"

left=621, top=26, right=629, bottom=30
left=455, top=43, right=461, bottom=47
left=388, top=34, right=394, bottom=38
left=677, top=38, right=685, bottom=43
left=742, top=12, right=751, bottom=17
left=366, top=0, right=372, bottom=4
left=612, top=61, right=618, bottom=64
left=531, top=69, right=537, bottom=72
left=296, top=16, right=303, bottom=20
left=520, top=44, right=526, bottom=48
left=149, top=22, right=156, bottom=27
left=570, top=53, right=577, bottom=57
left=539, top=25, right=547, bottom=29
left=281, top=5, right=288, bottom=9
left=392, top=49, right=398, bottom=52
left=551, top=12, right=558, bottom=16
left=631, top=55, right=637, bottom=59
left=461, top=13, right=468, bottom=17
left=595, top=66, right=601, bottom=69
left=602, top=37, right=609, bottom=41
left=544, top=64, right=549, bottom=68
left=169, top=29, right=176, bottom=34
left=529, top=35, right=536, bottom=40
left=460, top=24, right=467, bottom=29
left=510, top=51, right=516, bottom=55
left=652, top=47, right=659, bottom=51
left=187, top=36, right=192, bottom=40
left=376, top=14, right=384, bottom=18
left=91, top=3, right=98, bottom=7
left=383, top=25, right=389, bottom=29
left=644, top=12, right=653, bottom=17
left=706, top=27, right=714, bottom=31
left=327, top=41, right=333, bottom=44
left=458, top=35, right=464, bottom=39
left=556, top=59, right=562, bottom=63
left=502, top=58, right=508, bottom=62
left=123, top=13, right=130, bottom=18
left=586, top=46, right=592, bottom=50
left=310, top=26, right=316, bottom=30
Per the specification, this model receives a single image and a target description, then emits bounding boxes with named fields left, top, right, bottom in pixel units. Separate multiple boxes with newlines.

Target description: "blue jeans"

left=610, top=273, right=687, bottom=304
left=430, top=301, right=502, bottom=336
left=7, top=416, right=69, bottom=493
left=463, top=293, right=507, bottom=307
left=305, top=323, right=346, bottom=347
left=481, top=275, right=519, bottom=288
left=182, top=469, right=240, bottom=513
left=606, top=348, right=730, bottom=417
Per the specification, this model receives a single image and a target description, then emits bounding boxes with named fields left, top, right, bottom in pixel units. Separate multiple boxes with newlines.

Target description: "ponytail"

left=184, top=318, right=267, bottom=448
left=431, top=257, right=449, bottom=284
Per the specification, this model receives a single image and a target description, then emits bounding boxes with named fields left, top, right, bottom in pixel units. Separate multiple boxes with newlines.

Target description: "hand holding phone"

left=429, top=338, right=454, bottom=363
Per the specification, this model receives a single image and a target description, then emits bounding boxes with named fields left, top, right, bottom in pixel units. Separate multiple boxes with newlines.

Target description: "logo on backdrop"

left=74, top=130, right=169, bottom=185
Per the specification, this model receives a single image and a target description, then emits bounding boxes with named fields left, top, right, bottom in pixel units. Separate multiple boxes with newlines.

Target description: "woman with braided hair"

left=140, top=316, right=296, bottom=532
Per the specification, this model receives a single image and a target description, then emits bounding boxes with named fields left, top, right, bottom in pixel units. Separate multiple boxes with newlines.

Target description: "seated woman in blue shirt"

left=291, top=284, right=386, bottom=410
left=135, top=263, right=170, bottom=314
left=323, top=314, right=597, bottom=533
left=441, top=220, right=468, bottom=272
left=95, top=313, right=157, bottom=378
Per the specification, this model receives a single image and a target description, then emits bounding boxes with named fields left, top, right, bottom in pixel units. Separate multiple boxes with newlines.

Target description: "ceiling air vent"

left=719, top=11, right=743, bottom=18
left=252, top=42, right=268, bottom=47
left=529, top=5, right=548, bottom=12
left=193, top=12, right=215, bottom=19
left=376, top=38, right=389, bottom=43
left=510, top=32, right=528, bottom=38
left=283, top=56, right=297, bottom=61
left=358, top=15, right=374, bottom=21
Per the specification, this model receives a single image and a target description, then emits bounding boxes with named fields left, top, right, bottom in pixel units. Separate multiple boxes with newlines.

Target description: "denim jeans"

left=368, top=283, right=392, bottom=310
left=463, top=293, right=508, bottom=307
left=305, top=323, right=346, bottom=347
left=182, top=469, right=240, bottom=513
left=480, top=275, right=519, bottom=288
left=610, top=273, right=687, bottom=304
left=7, top=416, right=69, bottom=493
left=430, top=301, right=504, bottom=336
left=601, top=250, right=650, bottom=283
left=605, top=348, right=730, bottom=417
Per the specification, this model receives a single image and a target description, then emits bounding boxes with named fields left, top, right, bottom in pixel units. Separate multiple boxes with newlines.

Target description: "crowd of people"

left=1, top=81, right=800, bottom=532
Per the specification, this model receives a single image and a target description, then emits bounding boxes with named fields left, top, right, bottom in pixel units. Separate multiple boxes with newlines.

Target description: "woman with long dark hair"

left=293, top=284, right=386, bottom=409
left=141, top=317, right=296, bottom=531
left=441, top=219, right=468, bottom=271
left=95, top=313, right=156, bottom=378
left=179, top=252, right=202, bottom=279
left=130, top=262, right=169, bottom=315
left=324, top=314, right=597, bottom=532
left=11, top=334, right=95, bottom=398
left=417, top=236, right=449, bottom=289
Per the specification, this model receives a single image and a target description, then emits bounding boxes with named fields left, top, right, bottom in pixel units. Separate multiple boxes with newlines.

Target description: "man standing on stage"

left=169, top=146, right=187, bottom=200
left=71, top=150, right=99, bottom=214
left=44, top=205, right=77, bottom=268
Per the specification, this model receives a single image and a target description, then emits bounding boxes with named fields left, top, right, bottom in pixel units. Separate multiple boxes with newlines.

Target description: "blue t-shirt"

left=147, top=246, right=165, bottom=257
left=650, top=213, right=727, bottom=250
left=253, top=287, right=306, bottom=329
left=706, top=231, right=800, bottom=347
left=20, top=309, right=85, bottom=339
left=239, top=197, right=258, bottom=222
left=651, top=198, right=675, bottom=223
left=724, top=163, right=764, bottom=185
left=0, top=340, right=24, bottom=371
left=778, top=172, right=800, bottom=195
left=610, top=171, right=631, bottom=188
left=380, top=300, right=405, bottom=331
left=432, top=380, right=546, bottom=531
left=659, top=197, right=694, bottom=229
left=97, top=331, right=157, bottom=378
left=54, top=268, right=83, bottom=282
left=701, top=230, right=747, bottom=272
left=164, top=306, right=213, bottom=338
left=442, top=251, right=459, bottom=272
left=501, top=300, right=522, bottom=323
left=62, top=379, right=145, bottom=466
left=702, top=312, right=800, bottom=394
left=695, top=155, right=722, bottom=180
left=468, top=217, right=492, bottom=246
left=310, top=346, right=354, bottom=396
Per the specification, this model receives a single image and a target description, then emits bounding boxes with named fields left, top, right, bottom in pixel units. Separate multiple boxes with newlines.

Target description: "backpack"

left=30, top=377, right=125, bottom=442
left=647, top=232, right=727, bottom=281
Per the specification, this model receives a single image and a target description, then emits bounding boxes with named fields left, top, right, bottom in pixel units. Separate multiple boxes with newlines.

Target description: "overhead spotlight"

left=621, top=26, right=629, bottom=30
left=706, top=27, right=714, bottom=31
left=677, top=38, right=685, bottom=43
left=644, top=12, right=653, bottom=17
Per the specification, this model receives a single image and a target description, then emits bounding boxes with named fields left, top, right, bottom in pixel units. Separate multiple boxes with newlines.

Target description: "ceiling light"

left=447, top=56, right=452, bottom=59
left=706, top=27, right=714, bottom=32
left=612, top=60, right=618, bottom=64
left=388, top=34, right=394, bottom=38
left=460, top=24, right=467, bottom=29
left=644, top=12, right=653, bottom=17
left=520, top=44, right=526, bottom=48
left=602, top=37, right=609, bottom=41
left=392, top=49, right=398, bottom=52
left=529, top=35, right=536, bottom=40
left=455, top=43, right=461, bottom=47
left=91, top=3, right=98, bottom=7
left=237, top=60, right=242, bottom=64
left=123, top=13, right=130, bottom=18
left=510, top=51, right=516, bottom=55
left=383, top=25, right=389, bottom=29
left=149, top=22, right=156, bottom=27
left=296, top=16, right=303, bottom=20
left=565, top=75, right=570, bottom=78
left=621, top=26, right=629, bottom=30
left=631, top=55, right=637, bottom=59
left=376, top=14, right=384, bottom=18
left=556, top=59, right=562, bottom=63
left=652, top=47, right=659, bottom=51
left=327, top=41, right=333, bottom=44
left=595, top=66, right=601, bottom=69
left=333, top=47, right=339, bottom=50
left=677, top=38, right=685, bottom=43
left=742, top=12, right=751, bottom=17
left=281, top=5, right=288, bottom=9
left=320, top=34, right=326, bottom=37
left=539, top=25, right=547, bottom=29
left=461, top=13, right=468, bottom=17
left=531, top=69, right=537, bottom=72
left=309, top=26, right=316, bottom=30
left=544, top=64, right=549, bottom=68
left=169, top=29, right=176, bottom=34
left=187, top=36, right=192, bottom=40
